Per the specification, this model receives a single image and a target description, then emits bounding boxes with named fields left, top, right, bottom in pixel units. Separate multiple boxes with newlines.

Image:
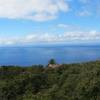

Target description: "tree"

left=49, top=59, right=56, bottom=65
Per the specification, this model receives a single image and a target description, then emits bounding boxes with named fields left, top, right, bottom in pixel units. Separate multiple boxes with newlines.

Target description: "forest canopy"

left=0, top=60, right=100, bottom=100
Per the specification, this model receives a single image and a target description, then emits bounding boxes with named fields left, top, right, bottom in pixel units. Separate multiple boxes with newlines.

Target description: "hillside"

left=0, top=61, right=100, bottom=100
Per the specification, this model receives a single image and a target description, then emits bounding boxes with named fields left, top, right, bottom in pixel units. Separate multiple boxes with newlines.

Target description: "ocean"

left=0, top=45, right=100, bottom=66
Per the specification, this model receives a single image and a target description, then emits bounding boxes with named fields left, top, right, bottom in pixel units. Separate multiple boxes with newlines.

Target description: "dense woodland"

left=0, top=60, right=100, bottom=100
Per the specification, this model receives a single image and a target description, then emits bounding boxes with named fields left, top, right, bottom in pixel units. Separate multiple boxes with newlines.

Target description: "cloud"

left=77, top=0, right=92, bottom=17
left=78, top=0, right=100, bottom=17
left=76, top=0, right=100, bottom=17
left=58, top=24, right=70, bottom=28
left=58, top=24, right=80, bottom=30
left=0, top=30, right=100, bottom=45
left=79, top=0, right=91, bottom=4
left=0, top=0, right=69, bottom=21
left=63, top=30, right=100, bottom=40
left=78, top=10, right=91, bottom=16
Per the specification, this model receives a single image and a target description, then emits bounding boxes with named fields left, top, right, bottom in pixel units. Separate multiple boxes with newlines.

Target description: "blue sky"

left=0, top=0, right=100, bottom=45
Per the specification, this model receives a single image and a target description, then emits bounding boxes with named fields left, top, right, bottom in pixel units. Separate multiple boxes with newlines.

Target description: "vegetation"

left=49, top=59, right=56, bottom=64
left=0, top=60, right=100, bottom=100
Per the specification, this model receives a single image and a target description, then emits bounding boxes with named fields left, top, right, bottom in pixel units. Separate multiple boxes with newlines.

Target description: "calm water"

left=0, top=46, right=100, bottom=66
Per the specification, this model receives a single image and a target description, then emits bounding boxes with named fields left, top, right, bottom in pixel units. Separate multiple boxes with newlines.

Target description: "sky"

left=0, top=0, right=100, bottom=45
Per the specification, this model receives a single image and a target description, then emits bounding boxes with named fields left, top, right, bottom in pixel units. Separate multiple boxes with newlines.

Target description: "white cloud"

left=63, top=30, right=100, bottom=40
left=77, top=0, right=97, bottom=17
left=58, top=24, right=80, bottom=30
left=79, top=0, right=91, bottom=4
left=0, top=30, right=100, bottom=45
left=0, top=0, right=69, bottom=21
left=58, top=24, right=69, bottom=28
left=78, top=10, right=91, bottom=16
left=78, top=0, right=100, bottom=17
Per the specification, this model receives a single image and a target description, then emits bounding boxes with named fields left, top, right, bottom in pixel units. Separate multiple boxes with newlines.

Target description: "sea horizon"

left=0, top=45, right=99, bottom=66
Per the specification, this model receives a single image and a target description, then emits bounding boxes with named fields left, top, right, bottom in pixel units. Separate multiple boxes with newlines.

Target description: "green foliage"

left=49, top=59, right=56, bottom=64
left=0, top=61, right=100, bottom=99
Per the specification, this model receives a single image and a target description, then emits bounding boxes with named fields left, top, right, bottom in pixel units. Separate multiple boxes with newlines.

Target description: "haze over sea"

left=0, top=45, right=100, bottom=66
